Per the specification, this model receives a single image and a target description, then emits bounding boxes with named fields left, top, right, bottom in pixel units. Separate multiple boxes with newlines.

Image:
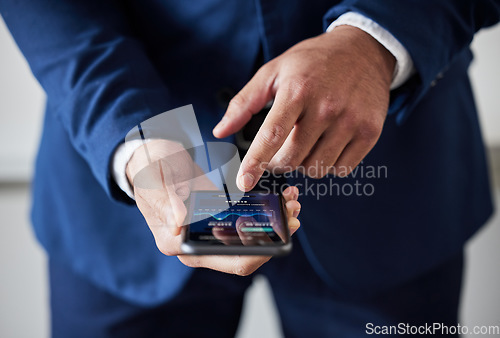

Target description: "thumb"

left=159, top=161, right=188, bottom=235
left=165, top=192, right=187, bottom=236
left=213, top=65, right=277, bottom=138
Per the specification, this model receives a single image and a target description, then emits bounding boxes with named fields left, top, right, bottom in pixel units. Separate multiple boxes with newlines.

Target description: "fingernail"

left=293, top=209, right=300, bottom=218
left=239, top=173, right=254, bottom=190
left=213, top=123, right=222, bottom=134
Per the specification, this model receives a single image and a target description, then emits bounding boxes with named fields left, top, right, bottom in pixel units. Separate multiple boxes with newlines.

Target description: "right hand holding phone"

left=126, top=139, right=301, bottom=276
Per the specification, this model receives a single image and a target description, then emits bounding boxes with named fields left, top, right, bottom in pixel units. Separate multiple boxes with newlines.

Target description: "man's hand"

left=213, top=26, right=396, bottom=191
left=126, top=139, right=301, bottom=276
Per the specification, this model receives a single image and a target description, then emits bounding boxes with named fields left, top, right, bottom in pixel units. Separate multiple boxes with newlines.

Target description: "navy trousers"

left=49, top=238, right=463, bottom=337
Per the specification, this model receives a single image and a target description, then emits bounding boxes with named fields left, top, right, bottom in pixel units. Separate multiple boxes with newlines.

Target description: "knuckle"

left=311, top=171, right=328, bottom=179
left=340, top=111, right=362, bottom=129
left=259, top=123, right=286, bottom=148
left=228, top=95, right=246, bottom=112
left=151, top=200, right=172, bottom=225
left=301, top=161, right=327, bottom=179
left=287, top=79, right=310, bottom=103
left=333, top=165, right=352, bottom=178
left=274, top=153, right=299, bottom=171
left=245, top=155, right=266, bottom=172
left=314, top=169, right=329, bottom=179
left=235, top=264, right=253, bottom=276
left=256, top=62, right=274, bottom=77
left=231, top=256, right=256, bottom=276
left=358, top=119, right=382, bottom=143
left=317, top=99, right=341, bottom=123
left=151, top=199, right=166, bottom=215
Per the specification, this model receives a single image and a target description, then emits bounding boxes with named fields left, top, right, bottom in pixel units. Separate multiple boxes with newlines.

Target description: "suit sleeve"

left=0, top=0, right=188, bottom=203
left=324, top=0, right=500, bottom=123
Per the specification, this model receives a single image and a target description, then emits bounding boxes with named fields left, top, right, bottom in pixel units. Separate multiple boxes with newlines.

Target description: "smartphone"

left=181, top=191, right=291, bottom=255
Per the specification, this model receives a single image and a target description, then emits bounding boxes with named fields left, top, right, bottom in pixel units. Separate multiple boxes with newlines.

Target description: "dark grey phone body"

left=181, top=191, right=292, bottom=255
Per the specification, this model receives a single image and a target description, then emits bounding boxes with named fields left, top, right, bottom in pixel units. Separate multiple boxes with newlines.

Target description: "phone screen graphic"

left=185, top=191, right=289, bottom=247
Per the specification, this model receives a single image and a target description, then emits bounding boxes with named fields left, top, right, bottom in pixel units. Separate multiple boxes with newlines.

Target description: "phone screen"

left=185, top=191, right=289, bottom=247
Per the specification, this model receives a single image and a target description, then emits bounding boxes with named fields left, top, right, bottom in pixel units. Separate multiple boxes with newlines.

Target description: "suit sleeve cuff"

left=111, top=139, right=153, bottom=200
left=326, top=12, right=415, bottom=90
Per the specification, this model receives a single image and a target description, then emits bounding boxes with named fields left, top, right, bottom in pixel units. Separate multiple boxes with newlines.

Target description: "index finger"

left=237, top=90, right=303, bottom=191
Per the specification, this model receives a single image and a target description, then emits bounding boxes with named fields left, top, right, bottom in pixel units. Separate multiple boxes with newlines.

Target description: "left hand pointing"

left=213, top=26, right=396, bottom=191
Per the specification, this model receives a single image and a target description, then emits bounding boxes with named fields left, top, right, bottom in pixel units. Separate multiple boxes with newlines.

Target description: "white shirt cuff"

left=327, top=12, right=415, bottom=90
left=112, top=139, right=152, bottom=200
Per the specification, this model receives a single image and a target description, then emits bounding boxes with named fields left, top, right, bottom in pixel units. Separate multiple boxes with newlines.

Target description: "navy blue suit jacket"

left=1, top=0, right=499, bottom=305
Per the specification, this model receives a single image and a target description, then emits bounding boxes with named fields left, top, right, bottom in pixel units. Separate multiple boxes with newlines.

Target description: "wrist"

left=126, top=139, right=186, bottom=186
left=327, top=12, right=414, bottom=89
left=329, top=25, right=396, bottom=88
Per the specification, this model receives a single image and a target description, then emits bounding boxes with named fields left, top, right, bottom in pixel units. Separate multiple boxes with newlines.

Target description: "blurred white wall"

left=470, top=25, right=500, bottom=146
left=0, top=18, right=45, bottom=181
